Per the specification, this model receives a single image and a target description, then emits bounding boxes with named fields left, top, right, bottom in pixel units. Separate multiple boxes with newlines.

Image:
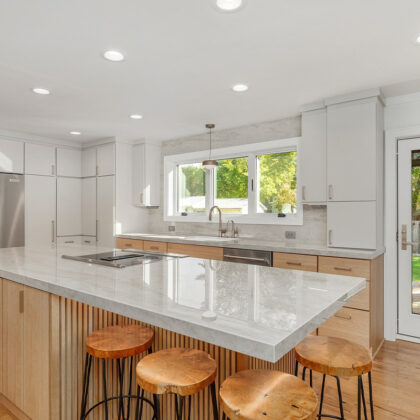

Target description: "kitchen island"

left=0, top=245, right=365, bottom=420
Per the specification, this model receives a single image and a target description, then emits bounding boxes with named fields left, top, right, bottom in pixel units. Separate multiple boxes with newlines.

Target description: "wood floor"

left=309, top=339, right=420, bottom=419
left=0, top=339, right=418, bottom=420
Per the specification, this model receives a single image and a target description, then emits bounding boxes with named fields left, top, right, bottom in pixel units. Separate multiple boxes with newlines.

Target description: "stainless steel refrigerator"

left=0, top=173, right=24, bottom=247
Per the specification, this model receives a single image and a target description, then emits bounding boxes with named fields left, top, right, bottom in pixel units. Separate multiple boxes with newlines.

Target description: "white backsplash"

left=147, top=115, right=327, bottom=246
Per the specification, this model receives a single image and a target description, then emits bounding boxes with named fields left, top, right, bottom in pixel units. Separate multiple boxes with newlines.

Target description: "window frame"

left=164, top=137, right=302, bottom=225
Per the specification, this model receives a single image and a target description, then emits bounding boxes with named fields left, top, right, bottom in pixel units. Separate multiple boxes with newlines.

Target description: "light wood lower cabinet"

left=273, top=253, right=318, bottom=272
left=167, top=243, right=223, bottom=260
left=143, top=240, right=168, bottom=253
left=1, top=279, right=51, bottom=420
left=116, top=237, right=144, bottom=250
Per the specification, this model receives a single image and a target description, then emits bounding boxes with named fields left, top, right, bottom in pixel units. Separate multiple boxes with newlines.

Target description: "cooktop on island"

left=62, top=250, right=187, bottom=268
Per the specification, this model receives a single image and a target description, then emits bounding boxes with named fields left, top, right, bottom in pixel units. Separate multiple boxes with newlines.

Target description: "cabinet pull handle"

left=150, top=246, right=159, bottom=250
left=84, top=240, right=91, bottom=244
left=302, top=186, right=306, bottom=201
left=64, top=240, right=74, bottom=244
left=287, top=261, right=302, bottom=266
left=125, top=243, right=133, bottom=247
left=51, top=221, right=55, bottom=243
left=334, top=266, right=352, bottom=272
left=51, top=164, right=56, bottom=176
left=334, top=313, right=352, bottom=320
left=96, top=220, right=99, bottom=242
left=96, top=165, right=99, bottom=176
left=328, top=229, right=332, bottom=245
left=328, top=184, right=333, bottom=200
left=19, top=290, right=24, bottom=314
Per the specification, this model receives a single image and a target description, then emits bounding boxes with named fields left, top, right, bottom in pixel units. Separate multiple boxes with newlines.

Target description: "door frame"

left=385, top=124, right=420, bottom=342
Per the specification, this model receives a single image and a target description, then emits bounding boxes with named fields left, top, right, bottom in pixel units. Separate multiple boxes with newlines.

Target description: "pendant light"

left=202, top=124, right=218, bottom=169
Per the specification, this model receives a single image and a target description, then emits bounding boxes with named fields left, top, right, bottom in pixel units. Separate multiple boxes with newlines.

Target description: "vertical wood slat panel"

left=55, top=296, right=295, bottom=420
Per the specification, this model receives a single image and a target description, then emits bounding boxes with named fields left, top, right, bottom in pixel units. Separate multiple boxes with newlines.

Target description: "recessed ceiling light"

left=232, top=83, right=249, bottom=92
left=130, top=114, right=143, bottom=120
left=70, top=131, right=81, bottom=135
left=216, top=0, right=243, bottom=11
left=103, top=50, right=125, bottom=62
left=32, top=87, right=50, bottom=95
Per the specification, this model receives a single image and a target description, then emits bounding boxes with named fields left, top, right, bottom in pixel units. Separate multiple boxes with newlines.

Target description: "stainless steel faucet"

left=209, top=206, right=227, bottom=237
left=226, top=220, right=239, bottom=238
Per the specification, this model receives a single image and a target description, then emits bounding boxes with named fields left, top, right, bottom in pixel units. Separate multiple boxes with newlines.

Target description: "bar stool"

left=219, top=369, right=318, bottom=420
left=136, top=347, right=219, bottom=420
left=80, top=324, right=154, bottom=420
left=295, top=335, right=374, bottom=420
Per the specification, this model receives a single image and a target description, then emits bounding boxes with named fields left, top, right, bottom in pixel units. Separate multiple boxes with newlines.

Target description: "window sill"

left=164, top=214, right=303, bottom=226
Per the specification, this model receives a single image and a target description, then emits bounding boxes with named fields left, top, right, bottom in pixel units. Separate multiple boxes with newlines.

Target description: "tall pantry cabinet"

left=300, top=89, right=384, bottom=250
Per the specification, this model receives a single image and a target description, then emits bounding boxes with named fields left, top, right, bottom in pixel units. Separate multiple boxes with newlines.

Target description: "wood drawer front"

left=273, top=253, right=317, bottom=272
left=116, top=238, right=144, bottom=250
left=167, top=243, right=223, bottom=261
left=345, top=282, right=370, bottom=311
left=143, top=241, right=168, bottom=253
left=318, top=256, right=370, bottom=281
left=318, top=308, right=370, bottom=349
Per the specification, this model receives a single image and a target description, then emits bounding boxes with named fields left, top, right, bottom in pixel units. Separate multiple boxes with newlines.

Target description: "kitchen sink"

left=185, top=236, right=236, bottom=242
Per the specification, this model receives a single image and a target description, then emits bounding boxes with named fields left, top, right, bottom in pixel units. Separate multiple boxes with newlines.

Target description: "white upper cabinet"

left=57, top=148, right=82, bottom=177
left=57, top=178, right=82, bottom=236
left=82, top=177, right=97, bottom=236
left=327, top=98, right=379, bottom=202
left=133, top=143, right=161, bottom=207
left=97, top=143, right=115, bottom=176
left=25, top=175, right=56, bottom=247
left=300, top=107, right=327, bottom=203
left=25, top=143, right=56, bottom=176
left=82, top=148, right=97, bottom=177
left=327, top=201, right=377, bottom=249
left=0, top=139, right=24, bottom=173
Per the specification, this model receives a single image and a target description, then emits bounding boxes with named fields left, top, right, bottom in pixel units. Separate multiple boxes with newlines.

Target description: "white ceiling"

left=1, top=0, right=420, bottom=143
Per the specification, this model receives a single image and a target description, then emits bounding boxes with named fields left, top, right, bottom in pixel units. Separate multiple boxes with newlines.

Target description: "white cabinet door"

left=301, top=109, right=327, bottom=203
left=25, top=143, right=56, bottom=176
left=97, top=176, right=115, bottom=247
left=57, top=178, right=82, bottom=236
left=57, top=148, right=82, bottom=177
left=25, top=175, right=56, bottom=247
left=97, top=143, right=115, bottom=176
left=327, top=201, right=377, bottom=249
left=327, top=100, right=377, bottom=202
left=133, top=143, right=161, bottom=207
left=82, top=148, right=97, bottom=177
left=82, top=178, right=97, bottom=236
left=0, top=139, right=24, bottom=173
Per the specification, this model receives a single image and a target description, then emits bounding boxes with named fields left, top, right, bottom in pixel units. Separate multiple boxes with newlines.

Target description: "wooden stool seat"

left=295, top=335, right=372, bottom=377
left=86, top=324, right=154, bottom=359
left=220, top=369, right=318, bottom=420
left=136, top=348, right=217, bottom=396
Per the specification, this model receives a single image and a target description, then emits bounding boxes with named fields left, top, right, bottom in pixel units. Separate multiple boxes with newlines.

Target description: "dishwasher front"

left=223, top=248, right=272, bottom=267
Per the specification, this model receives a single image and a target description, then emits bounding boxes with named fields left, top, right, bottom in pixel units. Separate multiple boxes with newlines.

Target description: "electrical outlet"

left=285, top=231, right=296, bottom=240
left=168, top=225, right=176, bottom=232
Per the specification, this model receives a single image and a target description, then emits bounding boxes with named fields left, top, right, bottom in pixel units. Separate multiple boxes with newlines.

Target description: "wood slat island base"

left=0, top=286, right=295, bottom=420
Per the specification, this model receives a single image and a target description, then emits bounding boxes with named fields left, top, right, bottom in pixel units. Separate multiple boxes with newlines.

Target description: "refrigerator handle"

left=51, top=220, right=55, bottom=243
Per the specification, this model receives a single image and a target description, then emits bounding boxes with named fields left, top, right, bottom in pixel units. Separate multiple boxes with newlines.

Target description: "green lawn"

left=412, top=256, right=420, bottom=282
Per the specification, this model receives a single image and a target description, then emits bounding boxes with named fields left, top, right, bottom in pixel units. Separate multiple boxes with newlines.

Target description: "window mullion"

left=248, top=153, right=256, bottom=217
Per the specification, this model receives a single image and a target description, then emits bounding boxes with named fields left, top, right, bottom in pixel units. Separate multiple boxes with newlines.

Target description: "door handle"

left=328, top=229, right=333, bottom=245
left=302, top=185, right=306, bottom=201
left=96, top=220, right=99, bottom=242
left=328, top=184, right=333, bottom=200
left=19, top=290, right=24, bottom=314
left=51, top=221, right=55, bottom=243
left=401, top=224, right=420, bottom=250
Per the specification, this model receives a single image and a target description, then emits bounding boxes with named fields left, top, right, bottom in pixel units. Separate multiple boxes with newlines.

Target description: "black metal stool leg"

left=135, top=386, right=141, bottom=420
left=318, top=374, right=326, bottom=418
left=368, top=371, right=374, bottom=420
left=295, top=360, right=298, bottom=376
left=117, top=358, right=126, bottom=420
left=177, top=396, right=184, bottom=420
left=210, top=381, right=219, bottom=420
left=360, top=376, right=368, bottom=420
left=126, top=356, right=134, bottom=420
left=80, top=353, right=92, bottom=420
left=153, top=394, right=160, bottom=420
left=188, top=395, right=192, bottom=420
left=102, top=359, right=109, bottom=420
left=302, top=366, right=307, bottom=381
left=310, top=369, right=313, bottom=387
left=335, top=376, right=345, bottom=420
left=358, top=375, right=362, bottom=420
left=222, top=413, right=226, bottom=420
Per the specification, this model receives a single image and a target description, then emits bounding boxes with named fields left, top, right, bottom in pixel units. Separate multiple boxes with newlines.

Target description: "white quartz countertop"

left=118, top=233, right=384, bottom=260
left=0, top=245, right=365, bottom=362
